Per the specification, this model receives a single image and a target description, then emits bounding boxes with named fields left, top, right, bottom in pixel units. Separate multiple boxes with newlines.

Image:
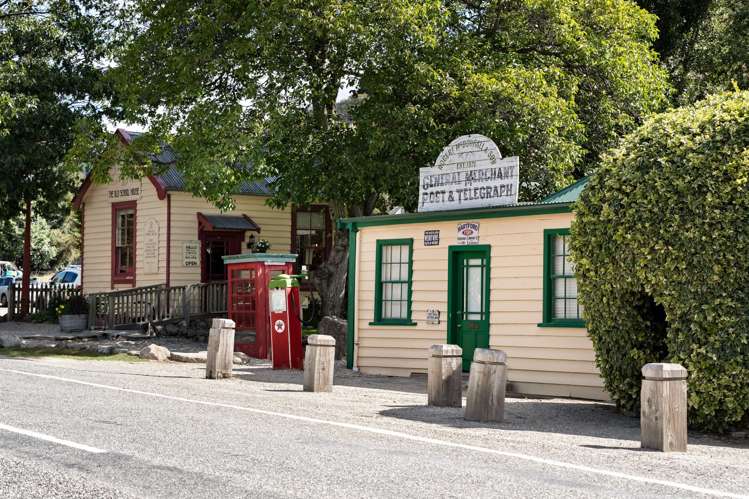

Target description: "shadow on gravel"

left=379, top=403, right=749, bottom=449
left=232, top=366, right=429, bottom=395
left=378, top=402, right=642, bottom=442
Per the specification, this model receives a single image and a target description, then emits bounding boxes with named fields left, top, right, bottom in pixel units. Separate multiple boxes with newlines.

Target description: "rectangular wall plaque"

left=424, top=230, right=440, bottom=247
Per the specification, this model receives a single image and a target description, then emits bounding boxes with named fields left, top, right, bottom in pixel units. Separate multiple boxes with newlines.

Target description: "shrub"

left=572, top=90, right=749, bottom=432
left=61, top=295, right=88, bottom=316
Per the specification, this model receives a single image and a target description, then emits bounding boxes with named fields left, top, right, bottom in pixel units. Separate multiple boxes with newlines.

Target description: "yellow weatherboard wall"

left=78, top=168, right=293, bottom=293
left=168, top=191, right=291, bottom=287
left=81, top=169, right=167, bottom=294
left=351, top=211, right=604, bottom=401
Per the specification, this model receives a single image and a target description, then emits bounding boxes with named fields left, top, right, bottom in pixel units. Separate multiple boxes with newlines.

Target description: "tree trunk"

left=20, top=198, right=31, bottom=317
left=311, top=228, right=349, bottom=318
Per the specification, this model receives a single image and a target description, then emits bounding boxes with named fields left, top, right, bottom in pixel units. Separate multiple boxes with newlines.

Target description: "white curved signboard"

left=418, top=134, right=519, bottom=212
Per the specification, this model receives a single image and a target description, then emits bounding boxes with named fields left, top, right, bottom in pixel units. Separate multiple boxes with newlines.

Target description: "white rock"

left=139, top=344, right=171, bottom=361
left=170, top=351, right=207, bottom=363
left=0, top=335, right=21, bottom=348
left=233, top=352, right=250, bottom=364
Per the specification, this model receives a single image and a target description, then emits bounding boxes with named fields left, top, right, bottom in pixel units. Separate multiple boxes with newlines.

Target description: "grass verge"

left=0, top=347, right=142, bottom=362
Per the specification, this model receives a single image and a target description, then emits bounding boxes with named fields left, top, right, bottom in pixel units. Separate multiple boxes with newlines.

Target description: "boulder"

left=139, top=344, right=171, bottom=361
left=0, top=335, right=21, bottom=348
left=170, top=351, right=207, bottom=363
left=164, top=323, right=181, bottom=336
left=233, top=352, right=250, bottom=364
left=96, top=345, right=114, bottom=355
left=318, top=316, right=347, bottom=360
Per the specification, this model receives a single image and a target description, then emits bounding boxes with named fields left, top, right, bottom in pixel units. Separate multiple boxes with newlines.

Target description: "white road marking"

left=0, top=366, right=744, bottom=498
left=0, top=422, right=107, bottom=454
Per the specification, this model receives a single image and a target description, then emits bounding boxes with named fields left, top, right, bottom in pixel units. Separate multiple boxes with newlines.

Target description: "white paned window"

left=375, top=239, right=413, bottom=323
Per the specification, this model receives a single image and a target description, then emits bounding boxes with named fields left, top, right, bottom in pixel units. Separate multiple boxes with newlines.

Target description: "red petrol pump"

left=223, top=253, right=300, bottom=365
left=268, top=273, right=304, bottom=369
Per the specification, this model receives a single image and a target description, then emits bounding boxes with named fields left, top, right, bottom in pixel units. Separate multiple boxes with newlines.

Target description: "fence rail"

left=87, top=281, right=227, bottom=330
left=6, top=282, right=81, bottom=320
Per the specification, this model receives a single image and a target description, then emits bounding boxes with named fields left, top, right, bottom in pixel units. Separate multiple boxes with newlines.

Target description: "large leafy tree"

left=81, top=0, right=668, bottom=315
left=673, top=0, right=749, bottom=102
left=0, top=0, right=112, bottom=313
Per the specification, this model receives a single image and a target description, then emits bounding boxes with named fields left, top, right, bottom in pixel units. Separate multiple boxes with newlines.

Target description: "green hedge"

left=572, top=91, right=749, bottom=432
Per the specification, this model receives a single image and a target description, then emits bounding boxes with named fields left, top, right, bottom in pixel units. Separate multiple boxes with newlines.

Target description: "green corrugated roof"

left=542, top=177, right=589, bottom=203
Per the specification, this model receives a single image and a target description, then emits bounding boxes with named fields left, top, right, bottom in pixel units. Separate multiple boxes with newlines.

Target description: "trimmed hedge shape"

left=572, top=91, right=749, bottom=432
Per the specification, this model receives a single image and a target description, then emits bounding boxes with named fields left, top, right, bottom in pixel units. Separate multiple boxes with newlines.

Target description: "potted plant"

left=58, top=295, right=89, bottom=332
left=253, top=239, right=271, bottom=253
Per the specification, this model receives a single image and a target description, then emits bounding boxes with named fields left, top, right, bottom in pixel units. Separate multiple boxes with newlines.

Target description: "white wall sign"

left=419, top=134, right=519, bottom=212
left=183, top=241, right=200, bottom=268
left=143, top=219, right=159, bottom=274
left=457, top=222, right=480, bottom=245
left=423, top=230, right=440, bottom=247
left=426, top=308, right=440, bottom=325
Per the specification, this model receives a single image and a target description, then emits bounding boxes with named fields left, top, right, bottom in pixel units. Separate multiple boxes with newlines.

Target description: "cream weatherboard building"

left=73, top=129, right=334, bottom=294
left=338, top=178, right=605, bottom=400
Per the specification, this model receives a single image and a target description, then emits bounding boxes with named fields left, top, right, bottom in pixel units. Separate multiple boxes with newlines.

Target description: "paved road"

left=0, top=356, right=746, bottom=498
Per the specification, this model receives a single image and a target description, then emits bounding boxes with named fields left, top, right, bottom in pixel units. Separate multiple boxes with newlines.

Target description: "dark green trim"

left=369, top=320, right=418, bottom=326
left=373, top=238, right=414, bottom=325
left=446, top=244, right=492, bottom=345
left=541, top=228, right=586, bottom=328
left=537, top=321, right=585, bottom=328
left=338, top=203, right=571, bottom=230
left=346, top=226, right=357, bottom=369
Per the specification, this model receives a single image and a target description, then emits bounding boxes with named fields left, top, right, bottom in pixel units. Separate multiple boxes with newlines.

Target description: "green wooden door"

left=449, top=246, right=490, bottom=371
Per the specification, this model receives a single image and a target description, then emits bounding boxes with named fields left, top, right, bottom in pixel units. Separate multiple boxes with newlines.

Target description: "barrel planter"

left=59, top=314, right=87, bottom=333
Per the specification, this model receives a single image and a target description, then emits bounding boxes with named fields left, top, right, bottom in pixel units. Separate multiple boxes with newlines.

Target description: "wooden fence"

left=6, top=282, right=81, bottom=320
left=87, top=281, right=227, bottom=330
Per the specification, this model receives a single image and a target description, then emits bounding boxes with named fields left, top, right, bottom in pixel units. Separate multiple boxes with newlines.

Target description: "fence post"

left=182, top=285, right=191, bottom=326
left=7, top=282, right=14, bottom=321
left=427, top=344, right=463, bottom=407
left=641, top=363, right=688, bottom=452
left=88, top=294, right=96, bottom=329
left=107, top=293, right=115, bottom=329
left=206, top=318, right=235, bottom=379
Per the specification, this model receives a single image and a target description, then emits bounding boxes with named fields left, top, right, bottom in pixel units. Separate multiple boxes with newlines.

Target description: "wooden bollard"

left=206, top=318, right=236, bottom=379
left=465, top=348, right=507, bottom=422
left=303, top=334, right=336, bottom=392
left=427, top=344, right=463, bottom=407
left=641, top=363, right=688, bottom=452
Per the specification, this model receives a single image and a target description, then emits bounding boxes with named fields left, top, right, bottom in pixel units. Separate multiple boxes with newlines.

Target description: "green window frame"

left=539, top=228, right=585, bottom=328
left=370, top=238, right=416, bottom=326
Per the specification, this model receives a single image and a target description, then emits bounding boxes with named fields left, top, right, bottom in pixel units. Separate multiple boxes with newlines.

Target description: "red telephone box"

left=223, top=253, right=298, bottom=360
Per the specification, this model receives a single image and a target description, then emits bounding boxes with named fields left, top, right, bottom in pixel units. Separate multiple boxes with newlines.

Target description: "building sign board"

left=143, top=218, right=159, bottom=274
left=426, top=308, right=440, bottom=325
left=418, top=134, right=519, bottom=212
left=108, top=187, right=140, bottom=199
left=457, top=222, right=480, bottom=245
left=423, top=230, right=440, bottom=247
left=183, top=241, right=200, bottom=267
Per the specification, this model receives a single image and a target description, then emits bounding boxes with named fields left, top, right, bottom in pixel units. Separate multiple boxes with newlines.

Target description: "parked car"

left=50, top=266, right=81, bottom=287
left=0, top=276, right=14, bottom=307
left=0, top=261, right=21, bottom=280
